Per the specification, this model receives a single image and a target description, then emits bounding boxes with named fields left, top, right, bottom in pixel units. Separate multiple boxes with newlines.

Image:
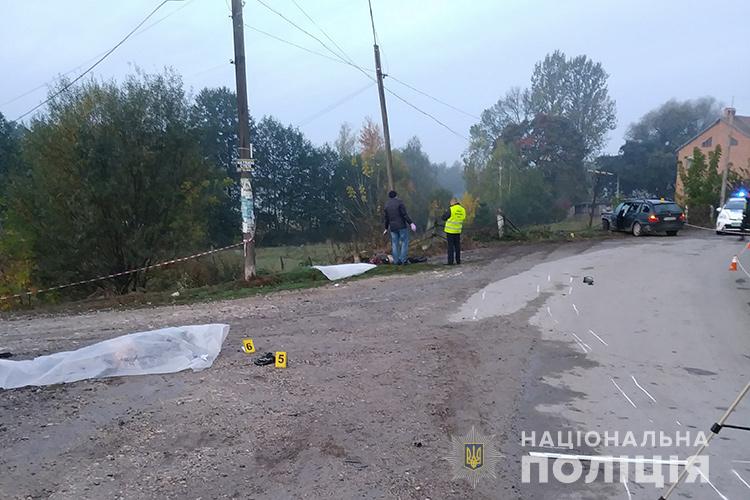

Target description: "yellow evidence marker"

left=241, top=338, right=255, bottom=353
left=275, top=351, right=287, bottom=368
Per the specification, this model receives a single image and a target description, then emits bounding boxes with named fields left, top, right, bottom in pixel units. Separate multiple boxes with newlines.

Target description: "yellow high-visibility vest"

left=445, top=204, right=466, bottom=234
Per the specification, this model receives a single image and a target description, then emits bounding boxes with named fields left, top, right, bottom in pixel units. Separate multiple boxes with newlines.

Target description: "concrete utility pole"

left=368, top=0, right=395, bottom=192
left=719, top=106, right=736, bottom=208
left=231, top=0, right=256, bottom=279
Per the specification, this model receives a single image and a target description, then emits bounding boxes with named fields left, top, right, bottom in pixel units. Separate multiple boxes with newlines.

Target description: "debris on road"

left=0, top=352, right=13, bottom=359
left=583, top=276, right=594, bottom=285
left=0, top=324, right=230, bottom=389
left=312, top=263, right=376, bottom=280
left=253, top=352, right=275, bottom=366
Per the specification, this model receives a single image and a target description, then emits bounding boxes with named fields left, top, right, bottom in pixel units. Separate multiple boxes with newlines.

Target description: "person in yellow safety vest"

left=441, top=198, right=466, bottom=265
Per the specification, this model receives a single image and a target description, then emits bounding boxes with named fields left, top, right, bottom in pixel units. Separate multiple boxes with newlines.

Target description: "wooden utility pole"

left=368, top=0, right=394, bottom=192
left=231, top=0, right=256, bottom=279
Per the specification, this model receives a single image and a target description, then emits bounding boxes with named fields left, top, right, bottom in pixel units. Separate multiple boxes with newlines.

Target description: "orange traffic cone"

left=730, top=256, right=738, bottom=271
left=746, top=242, right=750, bottom=250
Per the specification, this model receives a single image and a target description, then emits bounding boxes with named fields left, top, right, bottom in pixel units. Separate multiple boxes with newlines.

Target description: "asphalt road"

left=1, top=232, right=749, bottom=499
left=454, top=231, right=750, bottom=498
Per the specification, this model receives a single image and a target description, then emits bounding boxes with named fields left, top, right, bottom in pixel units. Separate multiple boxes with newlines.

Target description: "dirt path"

left=0, top=241, right=600, bottom=499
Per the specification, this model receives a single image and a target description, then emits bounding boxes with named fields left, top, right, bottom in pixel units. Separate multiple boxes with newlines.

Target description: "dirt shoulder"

left=0, top=240, right=601, bottom=499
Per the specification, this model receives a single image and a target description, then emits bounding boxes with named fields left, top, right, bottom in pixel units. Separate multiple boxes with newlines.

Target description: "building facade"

left=675, top=107, right=750, bottom=203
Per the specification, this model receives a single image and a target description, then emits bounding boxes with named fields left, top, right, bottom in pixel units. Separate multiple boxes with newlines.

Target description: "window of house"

left=701, top=137, right=713, bottom=147
left=730, top=137, right=738, bottom=146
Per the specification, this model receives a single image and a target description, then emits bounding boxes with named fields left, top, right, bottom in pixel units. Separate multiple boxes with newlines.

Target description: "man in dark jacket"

left=383, top=191, right=416, bottom=264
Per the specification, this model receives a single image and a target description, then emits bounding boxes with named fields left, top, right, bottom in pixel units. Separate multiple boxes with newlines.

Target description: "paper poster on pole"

left=240, top=178, right=255, bottom=234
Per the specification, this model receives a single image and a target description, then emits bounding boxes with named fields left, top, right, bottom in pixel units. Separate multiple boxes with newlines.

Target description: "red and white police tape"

left=0, top=239, right=254, bottom=302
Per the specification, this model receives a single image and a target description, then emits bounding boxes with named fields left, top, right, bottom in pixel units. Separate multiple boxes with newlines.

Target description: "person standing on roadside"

left=442, top=197, right=466, bottom=265
left=383, top=190, right=416, bottom=265
left=740, top=193, right=750, bottom=242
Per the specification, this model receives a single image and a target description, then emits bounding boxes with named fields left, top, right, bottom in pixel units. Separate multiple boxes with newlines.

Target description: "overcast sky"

left=2, top=0, right=749, bottom=165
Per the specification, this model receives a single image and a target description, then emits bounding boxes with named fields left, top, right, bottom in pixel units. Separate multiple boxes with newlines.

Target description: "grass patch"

left=171, top=262, right=437, bottom=304
left=501, top=218, right=608, bottom=242
left=5, top=262, right=439, bottom=315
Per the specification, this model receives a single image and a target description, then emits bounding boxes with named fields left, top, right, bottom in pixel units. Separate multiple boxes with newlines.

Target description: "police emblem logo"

left=465, top=443, right=483, bottom=470
left=444, top=426, right=503, bottom=488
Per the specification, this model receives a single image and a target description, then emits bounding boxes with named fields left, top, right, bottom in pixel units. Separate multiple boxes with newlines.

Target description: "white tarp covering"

left=0, top=324, right=230, bottom=390
left=313, top=263, right=377, bottom=281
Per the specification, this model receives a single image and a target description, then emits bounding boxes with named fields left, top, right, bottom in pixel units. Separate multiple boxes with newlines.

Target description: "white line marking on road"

left=553, top=319, right=559, bottom=324
left=611, top=378, right=638, bottom=408
left=697, top=468, right=729, bottom=500
left=537, top=284, right=541, bottom=294
left=569, top=276, right=573, bottom=283
left=548, top=274, right=551, bottom=282
left=546, top=306, right=552, bottom=317
left=572, top=304, right=579, bottom=316
left=587, top=329, right=608, bottom=346
left=676, top=420, right=682, bottom=426
left=622, top=479, right=632, bottom=500
left=733, top=469, right=750, bottom=490
left=732, top=460, right=750, bottom=464
left=481, top=291, right=486, bottom=301
left=568, top=286, right=573, bottom=295
left=472, top=308, right=478, bottom=320
left=573, top=339, right=588, bottom=353
left=571, top=333, right=591, bottom=352
left=528, top=452, right=686, bottom=465
left=631, top=375, right=657, bottom=403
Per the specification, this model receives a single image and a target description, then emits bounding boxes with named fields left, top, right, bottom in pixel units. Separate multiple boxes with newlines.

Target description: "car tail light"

left=679, top=213, right=686, bottom=222
left=648, top=214, right=658, bottom=223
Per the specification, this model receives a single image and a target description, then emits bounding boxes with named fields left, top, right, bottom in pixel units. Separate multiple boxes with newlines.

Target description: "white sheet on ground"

left=0, top=323, right=230, bottom=390
left=313, top=263, right=377, bottom=281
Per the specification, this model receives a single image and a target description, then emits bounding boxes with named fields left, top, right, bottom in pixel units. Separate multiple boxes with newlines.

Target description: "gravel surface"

left=0, top=241, right=604, bottom=499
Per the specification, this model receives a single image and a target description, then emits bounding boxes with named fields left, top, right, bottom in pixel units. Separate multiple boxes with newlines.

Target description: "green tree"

left=599, top=97, right=722, bottom=198
left=0, top=113, right=32, bottom=305
left=503, top=114, right=588, bottom=211
left=0, top=112, right=23, bottom=212
left=627, top=97, right=722, bottom=147
left=4, top=70, right=223, bottom=294
left=189, top=86, right=241, bottom=246
left=678, top=146, right=722, bottom=225
left=465, top=87, right=529, bottom=194
left=252, top=116, right=340, bottom=244
left=528, top=50, right=617, bottom=156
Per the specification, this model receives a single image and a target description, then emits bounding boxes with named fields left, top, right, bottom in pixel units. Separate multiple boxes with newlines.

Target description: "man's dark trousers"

left=447, top=233, right=461, bottom=265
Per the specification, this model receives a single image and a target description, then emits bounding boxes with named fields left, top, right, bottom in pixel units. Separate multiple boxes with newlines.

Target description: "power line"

left=13, top=0, right=182, bottom=122
left=253, top=0, right=378, bottom=86
left=188, top=62, right=232, bottom=78
left=255, top=0, right=351, bottom=69
left=2, top=1, right=193, bottom=109
left=245, top=24, right=346, bottom=66
left=385, top=86, right=469, bottom=141
left=252, top=1, right=468, bottom=142
left=386, top=75, right=480, bottom=120
left=290, top=0, right=356, bottom=66
left=297, top=82, right=375, bottom=127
